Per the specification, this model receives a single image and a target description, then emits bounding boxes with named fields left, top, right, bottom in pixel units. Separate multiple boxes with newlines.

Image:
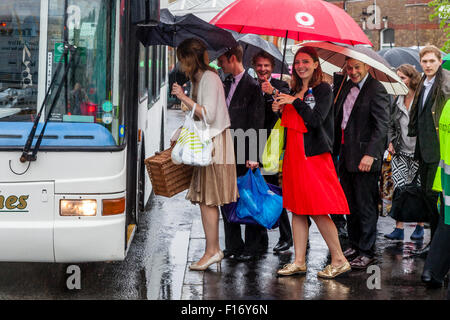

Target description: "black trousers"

left=423, top=197, right=450, bottom=282
left=418, top=159, right=440, bottom=240
left=221, top=209, right=268, bottom=255
left=339, top=167, right=379, bottom=258
left=264, top=172, right=292, bottom=243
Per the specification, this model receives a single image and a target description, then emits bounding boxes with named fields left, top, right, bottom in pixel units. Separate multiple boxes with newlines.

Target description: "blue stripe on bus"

left=0, top=122, right=116, bottom=147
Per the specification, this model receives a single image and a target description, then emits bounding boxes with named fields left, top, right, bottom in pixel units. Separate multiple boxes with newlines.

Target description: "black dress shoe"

left=234, top=253, right=257, bottom=262
left=350, top=255, right=375, bottom=270
left=273, top=240, right=293, bottom=252
left=421, top=269, right=443, bottom=288
left=223, top=249, right=241, bottom=259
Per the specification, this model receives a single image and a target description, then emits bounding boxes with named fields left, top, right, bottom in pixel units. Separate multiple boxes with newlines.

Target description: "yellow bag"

left=262, top=119, right=285, bottom=174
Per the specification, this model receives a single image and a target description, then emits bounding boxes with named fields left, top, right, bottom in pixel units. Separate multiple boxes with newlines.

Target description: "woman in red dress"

left=272, top=46, right=351, bottom=279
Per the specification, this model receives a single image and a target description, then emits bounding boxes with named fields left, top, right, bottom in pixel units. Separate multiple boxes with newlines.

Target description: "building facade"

left=327, top=0, right=447, bottom=50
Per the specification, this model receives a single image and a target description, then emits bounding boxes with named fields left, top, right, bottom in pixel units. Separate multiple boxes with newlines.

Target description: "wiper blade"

left=20, top=44, right=79, bottom=163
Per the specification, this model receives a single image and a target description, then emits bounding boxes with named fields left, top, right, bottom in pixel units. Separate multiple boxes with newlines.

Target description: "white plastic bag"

left=171, top=107, right=213, bottom=166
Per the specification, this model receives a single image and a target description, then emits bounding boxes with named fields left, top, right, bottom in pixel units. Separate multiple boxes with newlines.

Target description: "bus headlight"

left=60, top=199, right=97, bottom=216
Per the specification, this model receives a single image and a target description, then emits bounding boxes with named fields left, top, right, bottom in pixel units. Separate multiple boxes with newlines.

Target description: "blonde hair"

left=176, top=38, right=216, bottom=81
left=419, top=45, right=442, bottom=61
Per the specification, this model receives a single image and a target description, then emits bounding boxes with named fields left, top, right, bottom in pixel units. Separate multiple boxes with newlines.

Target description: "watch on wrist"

left=272, top=88, right=277, bottom=95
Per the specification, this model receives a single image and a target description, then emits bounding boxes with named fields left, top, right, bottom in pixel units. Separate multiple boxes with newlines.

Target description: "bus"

left=0, top=0, right=168, bottom=262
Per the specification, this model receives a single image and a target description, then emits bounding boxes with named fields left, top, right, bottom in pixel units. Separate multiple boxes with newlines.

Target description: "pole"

left=280, top=30, right=288, bottom=79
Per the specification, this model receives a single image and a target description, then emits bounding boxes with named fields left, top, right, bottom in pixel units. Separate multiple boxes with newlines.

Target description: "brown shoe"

left=318, top=261, right=351, bottom=279
left=343, top=248, right=358, bottom=260
left=277, top=263, right=307, bottom=276
left=350, top=255, right=375, bottom=270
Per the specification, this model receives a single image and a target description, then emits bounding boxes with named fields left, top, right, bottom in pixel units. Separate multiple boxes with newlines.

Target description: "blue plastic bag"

left=236, top=168, right=283, bottom=229
left=221, top=173, right=282, bottom=229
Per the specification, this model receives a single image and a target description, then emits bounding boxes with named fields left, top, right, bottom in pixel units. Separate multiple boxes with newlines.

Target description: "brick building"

left=326, top=0, right=447, bottom=50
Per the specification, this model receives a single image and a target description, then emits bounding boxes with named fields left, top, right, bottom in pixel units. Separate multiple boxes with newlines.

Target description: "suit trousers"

left=264, top=172, right=292, bottom=243
left=418, top=159, right=440, bottom=240
left=220, top=209, right=268, bottom=255
left=423, top=200, right=450, bottom=282
left=339, top=167, right=379, bottom=257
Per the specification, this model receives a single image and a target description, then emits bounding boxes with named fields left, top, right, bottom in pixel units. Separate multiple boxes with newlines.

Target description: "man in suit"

left=251, top=51, right=293, bottom=252
left=217, top=45, right=267, bottom=262
left=407, top=45, right=450, bottom=286
left=333, top=57, right=389, bottom=270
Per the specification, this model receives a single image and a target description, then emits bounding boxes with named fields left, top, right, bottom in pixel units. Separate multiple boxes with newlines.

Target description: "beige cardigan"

left=193, top=70, right=230, bottom=140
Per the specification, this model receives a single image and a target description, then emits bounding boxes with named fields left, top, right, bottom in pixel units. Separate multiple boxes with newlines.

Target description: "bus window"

left=0, top=0, right=40, bottom=122
left=0, top=0, right=123, bottom=148
left=148, top=45, right=154, bottom=107
left=138, top=43, right=148, bottom=103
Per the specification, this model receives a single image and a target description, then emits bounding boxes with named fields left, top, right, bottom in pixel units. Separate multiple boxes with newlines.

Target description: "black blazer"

left=262, top=78, right=290, bottom=131
left=290, top=82, right=334, bottom=156
left=333, top=74, right=389, bottom=173
left=408, top=69, right=450, bottom=164
left=224, top=72, right=265, bottom=176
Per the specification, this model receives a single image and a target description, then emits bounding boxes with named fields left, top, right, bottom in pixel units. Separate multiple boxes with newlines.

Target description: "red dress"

left=281, top=104, right=349, bottom=216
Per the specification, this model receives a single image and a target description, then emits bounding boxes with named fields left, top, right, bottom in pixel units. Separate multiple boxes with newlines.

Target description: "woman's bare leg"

left=196, top=204, right=221, bottom=265
left=311, top=215, right=347, bottom=266
left=292, top=214, right=309, bottom=266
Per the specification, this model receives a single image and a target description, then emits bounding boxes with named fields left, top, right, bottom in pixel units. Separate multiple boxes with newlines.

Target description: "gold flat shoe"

left=189, top=251, right=224, bottom=272
left=277, top=263, right=307, bottom=276
left=317, top=261, right=351, bottom=279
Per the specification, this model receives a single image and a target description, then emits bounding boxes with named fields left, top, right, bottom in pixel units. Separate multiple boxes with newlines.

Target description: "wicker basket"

left=145, top=147, right=193, bottom=197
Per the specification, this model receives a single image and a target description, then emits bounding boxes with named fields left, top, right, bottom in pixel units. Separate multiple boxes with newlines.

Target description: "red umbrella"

left=210, top=0, right=372, bottom=46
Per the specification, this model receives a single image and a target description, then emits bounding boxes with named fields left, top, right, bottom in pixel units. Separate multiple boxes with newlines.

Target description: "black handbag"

left=389, top=173, right=432, bottom=223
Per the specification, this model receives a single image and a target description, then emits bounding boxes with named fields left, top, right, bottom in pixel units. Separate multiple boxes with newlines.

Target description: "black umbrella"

left=136, top=9, right=237, bottom=61
left=228, top=30, right=289, bottom=74
left=377, top=47, right=423, bottom=72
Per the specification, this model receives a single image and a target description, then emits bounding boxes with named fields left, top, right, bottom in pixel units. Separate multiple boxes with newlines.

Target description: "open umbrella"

left=443, top=53, right=450, bottom=71
left=228, top=30, right=289, bottom=74
left=377, top=47, right=423, bottom=72
left=295, top=41, right=408, bottom=96
left=210, top=0, right=372, bottom=76
left=137, top=9, right=237, bottom=61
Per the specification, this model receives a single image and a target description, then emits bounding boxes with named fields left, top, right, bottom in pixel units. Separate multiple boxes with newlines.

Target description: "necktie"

left=341, top=85, right=360, bottom=130
left=226, top=76, right=237, bottom=107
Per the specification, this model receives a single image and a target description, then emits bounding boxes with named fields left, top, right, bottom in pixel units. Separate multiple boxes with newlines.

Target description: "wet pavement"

left=0, top=108, right=447, bottom=300
left=164, top=109, right=448, bottom=301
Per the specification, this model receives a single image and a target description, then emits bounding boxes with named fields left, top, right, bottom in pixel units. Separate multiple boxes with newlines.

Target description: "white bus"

left=0, top=0, right=168, bottom=262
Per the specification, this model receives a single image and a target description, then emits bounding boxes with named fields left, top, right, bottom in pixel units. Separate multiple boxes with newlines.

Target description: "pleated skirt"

left=186, top=129, right=239, bottom=206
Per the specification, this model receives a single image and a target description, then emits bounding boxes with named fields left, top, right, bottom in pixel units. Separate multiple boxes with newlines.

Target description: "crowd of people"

left=170, top=38, right=450, bottom=287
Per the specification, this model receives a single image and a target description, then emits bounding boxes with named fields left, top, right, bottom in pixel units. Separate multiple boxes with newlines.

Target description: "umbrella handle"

left=334, top=75, right=346, bottom=105
left=280, top=30, right=288, bottom=78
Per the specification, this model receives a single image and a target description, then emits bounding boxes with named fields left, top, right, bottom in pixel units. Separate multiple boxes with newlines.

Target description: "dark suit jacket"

left=224, top=72, right=265, bottom=176
left=333, top=74, right=389, bottom=173
left=262, top=78, right=290, bottom=131
left=408, top=67, right=450, bottom=164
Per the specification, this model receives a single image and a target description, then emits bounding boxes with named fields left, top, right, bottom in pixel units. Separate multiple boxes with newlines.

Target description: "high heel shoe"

left=189, top=251, right=224, bottom=272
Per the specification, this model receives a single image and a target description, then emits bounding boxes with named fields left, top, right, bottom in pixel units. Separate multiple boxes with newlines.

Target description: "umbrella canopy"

left=228, top=30, right=289, bottom=74
left=210, top=0, right=372, bottom=46
left=377, top=47, right=423, bottom=72
left=295, top=42, right=408, bottom=96
left=136, top=9, right=237, bottom=60
left=443, top=53, right=450, bottom=71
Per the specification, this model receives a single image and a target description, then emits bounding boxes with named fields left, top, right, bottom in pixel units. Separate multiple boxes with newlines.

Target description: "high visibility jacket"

left=432, top=99, right=450, bottom=225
